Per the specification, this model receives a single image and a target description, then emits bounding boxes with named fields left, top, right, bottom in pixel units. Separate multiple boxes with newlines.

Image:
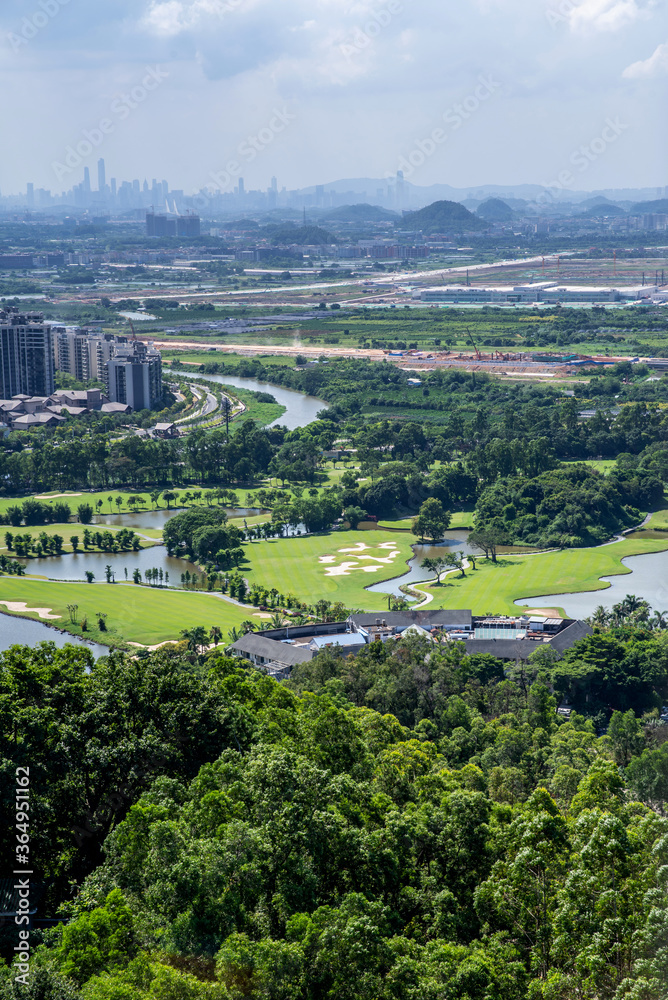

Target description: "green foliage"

left=2, top=628, right=668, bottom=999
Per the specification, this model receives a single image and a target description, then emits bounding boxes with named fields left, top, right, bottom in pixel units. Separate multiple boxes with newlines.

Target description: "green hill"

left=631, top=198, right=668, bottom=214
left=323, top=203, right=399, bottom=223
left=401, top=200, right=485, bottom=233
left=476, top=198, right=513, bottom=222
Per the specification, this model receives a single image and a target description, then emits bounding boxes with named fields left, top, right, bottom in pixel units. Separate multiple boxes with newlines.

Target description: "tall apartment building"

left=104, top=342, right=163, bottom=411
left=0, top=309, right=55, bottom=398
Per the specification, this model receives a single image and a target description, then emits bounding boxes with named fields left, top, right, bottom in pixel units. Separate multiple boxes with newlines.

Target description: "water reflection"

left=22, top=545, right=200, bottom=586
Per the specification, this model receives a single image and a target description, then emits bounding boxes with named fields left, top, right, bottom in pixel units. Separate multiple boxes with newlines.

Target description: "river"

left=202, top=374, right=327, bottom=430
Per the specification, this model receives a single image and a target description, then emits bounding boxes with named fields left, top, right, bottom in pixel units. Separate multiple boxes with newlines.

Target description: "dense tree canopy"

left=1, top=629, right=667, bottom=999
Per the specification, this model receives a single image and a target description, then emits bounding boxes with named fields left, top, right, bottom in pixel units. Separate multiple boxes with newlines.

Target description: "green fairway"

left=420, top=535, right=668, bottom=615
left=243, top=530, right=417, bottom=610
left=0, top=578, right=250, bottom=646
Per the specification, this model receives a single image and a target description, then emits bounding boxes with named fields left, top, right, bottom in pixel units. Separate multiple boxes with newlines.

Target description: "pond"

left=203, top=374, right=327, bottom=430
left=517, top=549, right=668, bottom=619
left=0, top=612, right=108, bottom=657
left=94, top=507, right=261, bottom=532
left=21, top=545, right=200, bottom=586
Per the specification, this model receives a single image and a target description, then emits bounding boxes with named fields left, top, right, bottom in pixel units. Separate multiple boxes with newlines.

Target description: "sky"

left=0, top=0, right=666, bottom=196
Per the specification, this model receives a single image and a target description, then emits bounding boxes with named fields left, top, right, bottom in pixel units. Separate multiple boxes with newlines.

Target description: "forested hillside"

left=1, top=630, right=667, bottom=999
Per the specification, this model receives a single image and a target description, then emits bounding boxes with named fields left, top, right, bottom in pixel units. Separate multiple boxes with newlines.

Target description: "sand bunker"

left=324, top=541, right=400, bottom=577
left=35, top=492, right=83, bottom=499
left=0, top=601, right=61, bottom=620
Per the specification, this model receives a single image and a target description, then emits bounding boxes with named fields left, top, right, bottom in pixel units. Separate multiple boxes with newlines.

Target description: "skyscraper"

left=83, top=167, right=91, bottom=194
left=97, top=158, right=106, bottom=192
left=0, top=309, right=55, bottom=398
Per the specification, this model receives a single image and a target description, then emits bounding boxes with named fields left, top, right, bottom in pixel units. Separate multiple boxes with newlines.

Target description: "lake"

left=203, top=374, right=327, bottom=430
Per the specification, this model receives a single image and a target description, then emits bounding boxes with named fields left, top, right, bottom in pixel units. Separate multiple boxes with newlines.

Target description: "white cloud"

left=568, top=0, right=648, bottom=33
left=623, top=39, right=668, bottom=77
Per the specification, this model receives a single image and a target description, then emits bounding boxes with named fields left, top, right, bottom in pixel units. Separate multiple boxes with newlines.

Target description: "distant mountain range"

left=300, top=178, right=666, bottom=212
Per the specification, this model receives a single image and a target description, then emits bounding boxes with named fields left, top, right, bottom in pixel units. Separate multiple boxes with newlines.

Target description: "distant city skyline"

left=0, top=1, right=666, bottom=197
left=3, top=157, right=667, bottom=218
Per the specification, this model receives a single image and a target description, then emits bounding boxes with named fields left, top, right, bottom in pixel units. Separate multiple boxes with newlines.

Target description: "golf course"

left=419, top=532, right=668, bottom=615
left=0, top=578, right=251, bottom=647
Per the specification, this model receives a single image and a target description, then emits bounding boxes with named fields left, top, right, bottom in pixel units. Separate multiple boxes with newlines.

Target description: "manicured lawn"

left=0, top=578, right=250, bottom=646
left=242, top=529, right=416, bottom=610
left=421, top=534, right=668, bottom=615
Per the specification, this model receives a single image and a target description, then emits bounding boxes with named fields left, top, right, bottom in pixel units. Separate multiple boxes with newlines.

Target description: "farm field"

left=0, top=578, right=250, bottom=647
left=420, top=533, right=668, bottom=615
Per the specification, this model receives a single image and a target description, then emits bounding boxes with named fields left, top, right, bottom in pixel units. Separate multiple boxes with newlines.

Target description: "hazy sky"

left=1, top=0, right=666, bottom=195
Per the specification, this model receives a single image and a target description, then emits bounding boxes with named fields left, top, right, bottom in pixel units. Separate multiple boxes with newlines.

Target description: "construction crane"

left=128, top=319, right=138, bottom=342
left=466, top=328, right=482, bottom=361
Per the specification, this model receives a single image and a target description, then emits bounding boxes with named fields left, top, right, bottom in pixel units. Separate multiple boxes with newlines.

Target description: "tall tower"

left=83, top=167, right=91, bottom=194
left=97, top=158, right=106, bottom=192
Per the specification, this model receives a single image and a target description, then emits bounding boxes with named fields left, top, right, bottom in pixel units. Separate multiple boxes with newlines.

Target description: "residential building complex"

left=54, top=330, right=163, bottom=411
left=0, top=309, right=55, bottom=398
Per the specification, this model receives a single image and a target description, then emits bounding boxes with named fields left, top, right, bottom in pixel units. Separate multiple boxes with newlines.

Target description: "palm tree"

left=107, top=495, right=114, bottom=512
left=115, top=497, right=123, bottom=514
left=210, top=625, right=222, bottom=646
left=240, top=620, right=258, bottom=635
left=651, top=610, right=668, bottom=630
left=162, top=490, right=176, bottom=509
left=150, top=492, right=160, bottom=509
left=590, top=605, right=610, bottom=626
left=270, top=611, right=285, bottom=629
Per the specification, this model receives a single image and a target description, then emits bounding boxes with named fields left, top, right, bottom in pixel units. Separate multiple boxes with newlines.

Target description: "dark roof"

left=460, top=638, right=543, bottom=661
left=351, top=610, right=472, bottom=629
left=548, top=620, right=593, bottom=654
left=229, top=633, right=313, bottom=667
